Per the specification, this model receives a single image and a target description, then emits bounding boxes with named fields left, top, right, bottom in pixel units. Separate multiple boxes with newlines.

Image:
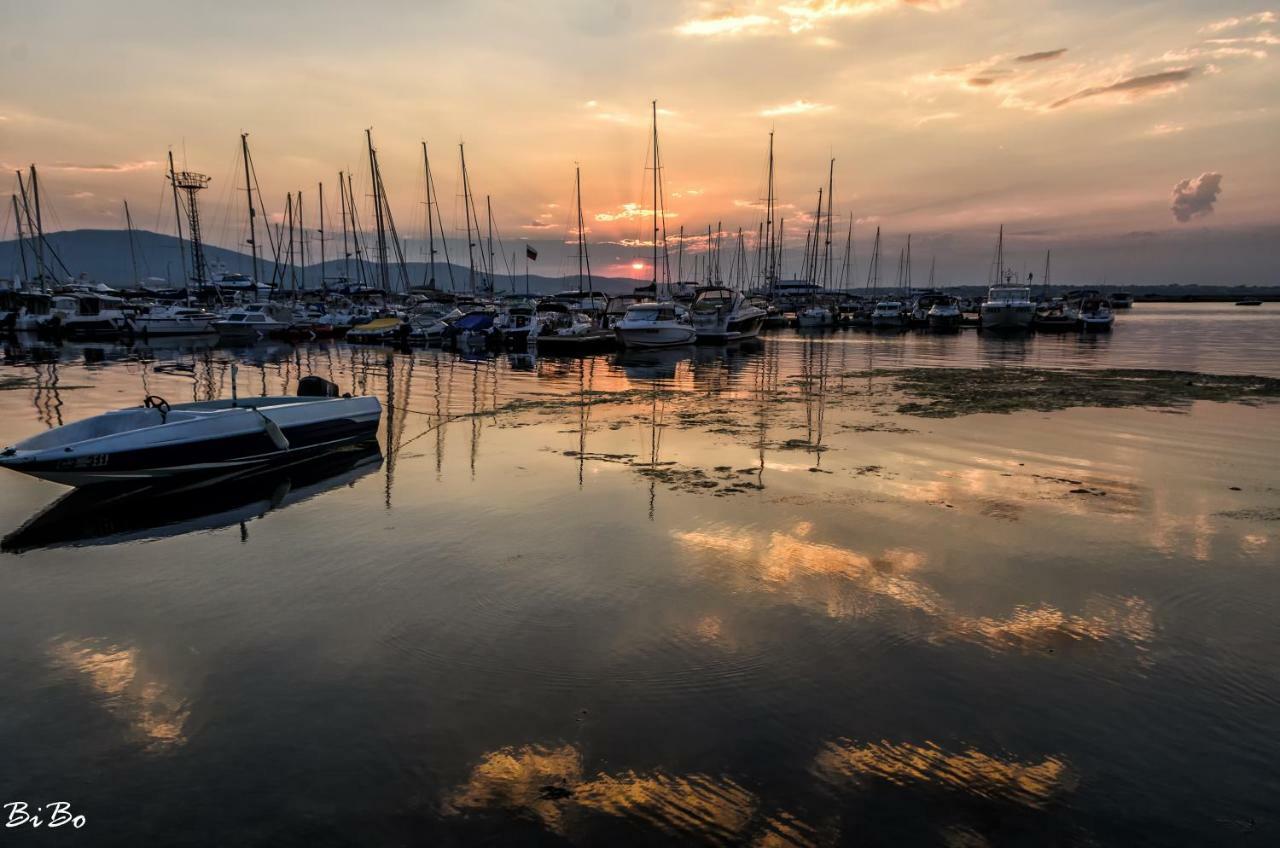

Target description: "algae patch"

left=844, top=368, right=1280, bottom=419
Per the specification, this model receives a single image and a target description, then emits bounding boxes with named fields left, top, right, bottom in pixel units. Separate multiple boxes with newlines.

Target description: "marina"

left=1, top=302, right=1279, bottom=844
left=4, top=0, right=1279, bottom=842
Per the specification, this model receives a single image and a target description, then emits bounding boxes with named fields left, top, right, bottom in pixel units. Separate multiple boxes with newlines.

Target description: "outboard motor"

left=297, top=376, right=341, bottom=398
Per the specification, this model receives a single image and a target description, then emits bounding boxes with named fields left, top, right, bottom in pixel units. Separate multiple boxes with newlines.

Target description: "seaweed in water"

left=841, top=368, right=1280, bottom=419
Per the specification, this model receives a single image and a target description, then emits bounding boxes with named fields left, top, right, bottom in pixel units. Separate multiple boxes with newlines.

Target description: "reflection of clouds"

left=813, top=739, right=1075, bottom=809
left=674, top=523, right=1153, bottom=654
left=49, top=639, right=188, bottom=749
left=443, top=743, right=797, bottom=843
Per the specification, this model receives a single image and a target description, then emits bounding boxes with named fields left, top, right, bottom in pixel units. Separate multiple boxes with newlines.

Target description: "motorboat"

left=870, top=301, right=907, bottom=329
left=1077, top=296, right=1115, bottom=331
left=0, top=375, right=381, bottom=486
left=535, top=302, right=615, bottom=352
left=689, top=286, right=765, bottom=343
left=127, top=303, right=218, bottom=336
left=406, top=306, right=460, bottom=345
left=443, top=311, right=499, bottom=349
left=614, top=302, right=697, bottom=348
left=926, top=296, right=963, bottom=331
left=346, top=316, right=407, bottom=344
left=980, top=285, right=1034, bottom=330
left=1235, top=299, right=1263, bottom=307
left=493, top=300, right=540, bottom=346
left=910, top=292, right=952, bottom=327
left=214, top=302, right=295, bottom=341
left=0, top=290, right=53, bottom=332
left=49, top=293, right=131, bottom=337
left=1110, top=291, right=1134, bottom=309
left=796, top=303, right=837, bottom=328
left=1032, top=299, right=1079, bottom=332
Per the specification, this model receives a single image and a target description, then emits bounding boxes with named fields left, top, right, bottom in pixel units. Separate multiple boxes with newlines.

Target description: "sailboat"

left=979, top=226, right=1034, bottom=330
left=536, top=165, right=615, bottom=352
left=615, top=102, right=697, bottom=349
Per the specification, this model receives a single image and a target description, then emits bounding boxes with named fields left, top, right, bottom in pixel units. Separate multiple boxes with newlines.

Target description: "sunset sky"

left=2, top=0, right=1277, bottom=284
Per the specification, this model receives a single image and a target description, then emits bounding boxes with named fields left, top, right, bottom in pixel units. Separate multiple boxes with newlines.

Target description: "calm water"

left=1, top=303, right=1277, bottom=846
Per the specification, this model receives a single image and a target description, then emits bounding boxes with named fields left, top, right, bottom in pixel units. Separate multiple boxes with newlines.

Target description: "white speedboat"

left=214, top=302, right=295, bottom=341
left=926, top=296, right=963, bottom=331
left=614, top=302, right=696, bottom=348
left=689, top=286, right=765, bottom=343
left=870, top=301, right=907, bottom=329
left=0, top=377, right=381, bottom=487
left=796, top=304, right=836, bottom=328
left=1077, top=296, right=1115, bottom=331
left=127, top=303, right=218, bottom=336
left=980, top=285, right=1034, bottom=330
left=493, top=301, right=539, bottom=346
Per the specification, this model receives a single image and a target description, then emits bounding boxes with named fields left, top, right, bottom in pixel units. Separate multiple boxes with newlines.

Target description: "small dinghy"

left=0, top=374, right=381, bottom=487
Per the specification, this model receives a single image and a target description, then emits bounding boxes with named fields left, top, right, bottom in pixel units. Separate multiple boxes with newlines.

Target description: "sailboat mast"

left=338, top=171, right=350, bottom=280
left=124, top=200, right=140, bottom=285
left=366, top=130, right=389, bottom=293
left=766, top=131, right=775, bottom=292
left=574, top=165, right=594, bottom=295
left=486, top=194, right=495, bottom=293
left=422, top=142, right=435, bottom=289
left=240, top=133, right=260, bottom=285
left=676, top=224, right=684, bottom=285
left=460, top=143, right=475, bottom=294
left=651, top=100, right=659, bottom=290
left=11, top=195, right=29, bottom=283
left=166, top=151, right=187, bottom=290
left=824, top=158, right=834, bottom=290
left=297, top=190, right=306, bottom=291
left=905, top=234, right=912, bottom=296
left=318, top=182, right=326, bottom=290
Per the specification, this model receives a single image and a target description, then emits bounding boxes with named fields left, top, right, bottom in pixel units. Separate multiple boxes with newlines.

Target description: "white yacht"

left=614, top=302, right=696, bottom=348
left=926, top=296, right=963, bottom=331
left=127, top=303, right=218, bottom=336
left=870, top=301, right=907, bottom=329
left=689, top=287, right=766, bottom=343
left=980, top=285, right=1034, bottom=330
left=213, top=302, right=295, bottom=341
left=796, top=303, right=836, bottom=328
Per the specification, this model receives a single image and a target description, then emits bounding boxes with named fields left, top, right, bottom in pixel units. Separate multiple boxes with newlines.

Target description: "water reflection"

left=3, top=443, right=382, bottom=553
left=49, top=638, right=188, bottom=750
left=812, top=739, right=1074, bottom=809
left=443, top=743, right=794, bottom=844
left=674, top=522, right=1154, bottom=654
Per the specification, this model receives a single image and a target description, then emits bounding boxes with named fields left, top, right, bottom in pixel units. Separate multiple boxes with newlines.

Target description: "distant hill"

left=0, top=229, right=643, bottom=294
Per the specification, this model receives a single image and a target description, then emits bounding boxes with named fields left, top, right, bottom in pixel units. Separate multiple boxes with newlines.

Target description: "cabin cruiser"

left=910, top=292, right=952, bottom=327
left=769, top=280, right=825, bottom=312
left=614, top=302, right=697, bottom=348
left=689, top=286, right=765, bottom=343
left=50, top=293, right=131, bottom=337
left=214, top=302, right=295, bottom=341
left=926, top=296, right=963, bottom=331
left=0, top=376, right=381, bottom=487
left=535, top=302, right=615, bottom=351
left=1110, top=291, right=1134, bottom=309
left=346, top=316, right=408, bottom=344
left=0, top=290, right=53, bottom=332
left=549, top=290, right=610, bottom=315
left=1077, top=295, right=1115, bottom=331
left=406, top=305, right=461, bottom=345
left=1032, top=298, right=1078, bottom=332
left=870, top=301, right=907, bottom=329
left=127, top=303, right=218, bottom=336
left=980, top=285, right=1034, bottom=330
left=493, top=300, right=539, bottom=346
left=796, top=302, right=837, bottom=328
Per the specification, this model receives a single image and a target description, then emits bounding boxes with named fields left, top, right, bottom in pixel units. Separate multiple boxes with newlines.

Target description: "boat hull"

left=980, top=304, right=1034, bottom=330
left=614, top=324, right=697, bottom=348
left=0, top=397, right=381, bottom=486
left=693, top=314, right=764, bottom=343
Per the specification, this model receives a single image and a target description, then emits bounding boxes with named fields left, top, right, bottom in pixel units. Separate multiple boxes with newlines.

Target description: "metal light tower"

left=171, top=170, right=211, bottom=287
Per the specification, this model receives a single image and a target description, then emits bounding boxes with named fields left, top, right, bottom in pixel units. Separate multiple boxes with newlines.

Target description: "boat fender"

left=256, top=413, right=291, bottom=451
